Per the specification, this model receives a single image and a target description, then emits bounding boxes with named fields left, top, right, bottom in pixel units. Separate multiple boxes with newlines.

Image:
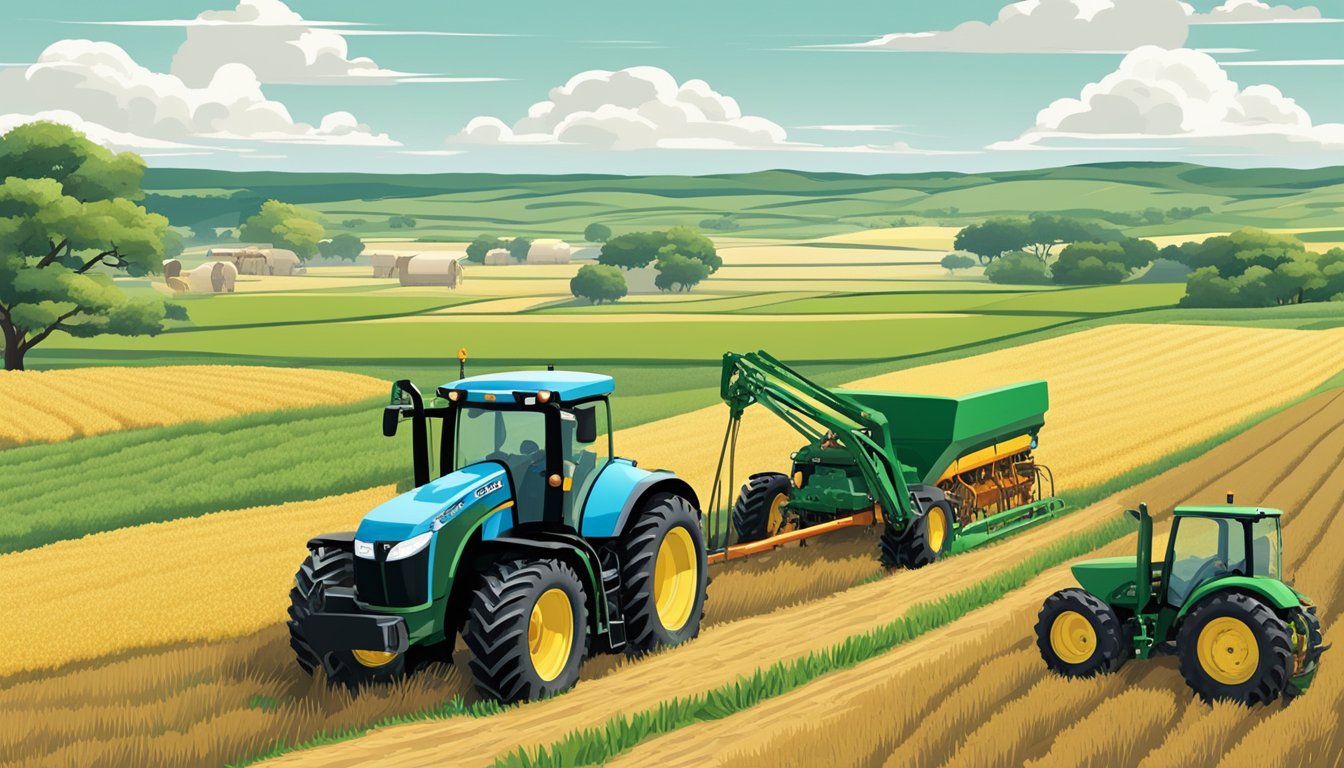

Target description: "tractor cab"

left=1163, top=505, right=1282, bottom=607
left=384, top=371, right=615, bottom=530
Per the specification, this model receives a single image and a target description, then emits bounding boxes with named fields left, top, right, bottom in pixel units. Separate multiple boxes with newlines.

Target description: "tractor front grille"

left=354, top=545, right=431, bottom=608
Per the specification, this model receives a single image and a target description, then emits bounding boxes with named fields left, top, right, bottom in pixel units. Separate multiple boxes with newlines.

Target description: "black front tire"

left=463, top=558, right=589, bottom=704
left=878, top=500, right=953, bottom=569
left=1176, top=592, right=1293, bottom=705
left=1034, top=588, right=1129, bottom=678
left=732, top=472, right=791, bottom=543
left=287, top=545, right=407, bottom=688
left=619, top=493, right=709, bottom=653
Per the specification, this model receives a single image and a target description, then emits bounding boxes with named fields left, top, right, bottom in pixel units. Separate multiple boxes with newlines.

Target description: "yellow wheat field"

left=0, top=487, right=396, bottom=677
left=623, top=323, right=1344, bottom=498
left=0, top=365, right=387, bottom=448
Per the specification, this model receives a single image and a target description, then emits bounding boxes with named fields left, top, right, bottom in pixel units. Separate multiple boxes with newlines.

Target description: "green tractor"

left=1036, top=499, right=1326, bottom=705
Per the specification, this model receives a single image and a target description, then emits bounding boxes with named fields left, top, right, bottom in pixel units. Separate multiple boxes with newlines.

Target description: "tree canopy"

left=465, top=234, right=505, bottom=263
left=1167, top=229, right=1344, bottom=307
left=584, top=222, right=612, bottom=243
left=598, top=231, right=666, bottom=270
left=940, top=252, right=977, bottom=273
left=240, top=200, right=325, bottom=260
left=0, top=122, right=180, bottom=370
left=570, top=264, right=628, bottom=304
left=317, top=233, right=366, bottom=262
left=984, top=251, right=1052, bottom=285
left=508, top=237, right=532, bottom=263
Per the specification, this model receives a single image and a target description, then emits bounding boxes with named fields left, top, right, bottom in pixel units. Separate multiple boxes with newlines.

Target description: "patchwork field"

left=3, top=324, right=1341, bottom=768
left=0, top=366, right=384, bottom=448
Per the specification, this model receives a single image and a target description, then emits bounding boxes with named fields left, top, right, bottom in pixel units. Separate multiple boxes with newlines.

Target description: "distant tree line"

left=571, top=227, right=721, bottom=304
left=954, top=214, right=1159, bottom=286
left=1165, top=229, right=1344, bottom=307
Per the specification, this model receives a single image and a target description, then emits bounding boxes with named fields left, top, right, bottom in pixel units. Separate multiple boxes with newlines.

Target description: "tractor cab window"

left=1166, top=516, right=1245, bottom=606
left=1251, top=517, right=1282, bottom=580
left=560, top=401, right=611, bottom=527
left=456, top=407, right=548, bottom=520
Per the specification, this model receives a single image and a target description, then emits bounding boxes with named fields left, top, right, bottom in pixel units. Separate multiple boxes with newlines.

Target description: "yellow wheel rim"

left=654, top=526, right=698, bottom=632
left=351, top=649, right=398, bottom=668
left=1197, top=616, right=1259, bottom=685
left=1050, top=610, right=1097, bottom=664
left=927, top=508, right=947, bottom=553
left=528, top=588, right=574, bottom=682
left=767, top=493, right=795, bottom=536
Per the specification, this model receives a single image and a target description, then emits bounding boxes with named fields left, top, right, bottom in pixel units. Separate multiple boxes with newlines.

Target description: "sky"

left=2, top=0, right=1343, bottom=175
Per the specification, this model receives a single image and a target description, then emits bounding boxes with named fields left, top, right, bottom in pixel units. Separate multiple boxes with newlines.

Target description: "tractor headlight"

left=386, top=531, right=433, bottom=562
left=354, top=540, right=375, bottom=559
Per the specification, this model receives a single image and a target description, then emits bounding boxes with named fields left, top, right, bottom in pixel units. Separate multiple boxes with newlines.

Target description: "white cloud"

left=0, top=39, right=396, bottom=150
left=1189, top=0, right=1334, bottom=24
left=456, top=66, right=791, bottom=150
left=993, top=46, right=1344, bottom=152
left=828, top=0, right=1191, bottom=53
left=170, top=0, right=420, bottom=85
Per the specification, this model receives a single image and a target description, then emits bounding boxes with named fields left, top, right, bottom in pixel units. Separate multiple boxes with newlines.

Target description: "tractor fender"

left=305, top=531, right=356, bottom=552
left=1176, top=576, right=1303, bottom=621
left=476, top=531, right=609, bottom=638
left=580, top=459, right=700, bottom=539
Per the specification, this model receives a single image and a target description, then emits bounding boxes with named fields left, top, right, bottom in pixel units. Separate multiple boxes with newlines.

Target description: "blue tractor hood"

left=357, top=463, right=508, bottom=542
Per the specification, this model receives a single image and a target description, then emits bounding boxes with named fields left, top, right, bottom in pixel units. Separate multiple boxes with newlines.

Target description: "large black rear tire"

left=619, top=494, right=708, bottom=654
left=878, top=500, right=954, bottom=569
left=1176, top=592, right=1293, bottom=705
left=463, top=558, right=589, bottom=703
left=732, top=472, right=791, bottom=543
left=287, top=545, right=407, bottom=688
left=1034, top=588, right=1129, bottom=678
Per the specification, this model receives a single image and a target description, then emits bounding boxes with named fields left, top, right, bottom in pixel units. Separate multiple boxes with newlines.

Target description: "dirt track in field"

left=257, top=391, right=1344, bottom=768
left=612, top=390, right=1344, bottom=768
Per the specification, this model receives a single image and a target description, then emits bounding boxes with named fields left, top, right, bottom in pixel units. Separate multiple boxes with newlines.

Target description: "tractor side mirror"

left=1127, top=508, right=1141, bottom=522
left=383, top=407, right=401, bottom=437
left=575, top=406, right=598, bottom=444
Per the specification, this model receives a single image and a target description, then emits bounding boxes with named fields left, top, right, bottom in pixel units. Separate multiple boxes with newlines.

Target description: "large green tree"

left=598, top=231, right=665, bottom=270
left=0, top=122, right=179, bottom=371
left=317, top=233, right=365, bottom=261
left=240, top=200, right=325, bottom=259
left=953, top=218, right=1030, bottom=264
left=570, top=264, right=627, bottom=304
left=508, top=236, right=532, bottom=263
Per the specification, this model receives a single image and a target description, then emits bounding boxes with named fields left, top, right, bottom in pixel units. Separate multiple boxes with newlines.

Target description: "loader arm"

left=718, top=350, right=915, bottom=526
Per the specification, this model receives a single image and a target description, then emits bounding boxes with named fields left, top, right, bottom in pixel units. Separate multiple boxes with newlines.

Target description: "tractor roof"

left=439, top=370, right=613, bottom=403
left=1174, top=505, right=1282, bottom=519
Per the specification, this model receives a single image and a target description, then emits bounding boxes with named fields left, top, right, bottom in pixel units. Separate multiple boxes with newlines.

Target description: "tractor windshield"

left=1166, top=516, right=1245, bottom=606
left=1251, top=517, right=1282, bottom=580
left=455, top=407, right=548, bottom=517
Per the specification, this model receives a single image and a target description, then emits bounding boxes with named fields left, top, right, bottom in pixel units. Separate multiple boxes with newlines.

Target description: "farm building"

left=484, top=248, right=513, bottom=266
left=370, top=253, right=399, bottom=278
left=163, top=259, right=236, bottom=293
left=209, top=247, right=306, bottom=276
left=527, top=239, right=571, bottom=264
left=398, top=253, right=466, bottom=287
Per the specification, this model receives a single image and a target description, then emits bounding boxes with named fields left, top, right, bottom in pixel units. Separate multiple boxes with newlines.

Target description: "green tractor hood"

left=1070, top=556, right=1140, bottom=606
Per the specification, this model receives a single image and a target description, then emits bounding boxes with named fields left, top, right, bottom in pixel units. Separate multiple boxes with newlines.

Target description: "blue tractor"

left=288, top=370, right=708, bottom=702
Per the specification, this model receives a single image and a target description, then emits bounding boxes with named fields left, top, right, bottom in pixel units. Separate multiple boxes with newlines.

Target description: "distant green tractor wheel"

left=1035, top=588, right=1128, bottom=677
left=732, top=473, right=792, bottom=543
left=1177, top=592, right=1293, bottom=705
left=879, top=500, right=954, bottom=569
left=464, top=558, right=589, bottom=703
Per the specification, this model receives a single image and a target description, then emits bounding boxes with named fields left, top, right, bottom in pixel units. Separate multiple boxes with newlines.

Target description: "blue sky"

left=2, top=0, right=1343, bottom=174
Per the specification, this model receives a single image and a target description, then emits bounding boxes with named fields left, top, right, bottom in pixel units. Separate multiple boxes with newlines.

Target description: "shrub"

left=571, top=264, right=628, bottom=304
left=985, top=251, right=1051, bottom=285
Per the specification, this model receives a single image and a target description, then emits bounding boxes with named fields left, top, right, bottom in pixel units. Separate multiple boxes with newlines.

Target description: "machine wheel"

left=878, top=500, right=954, bottom=569
left=732, top=472, right=792, bottom=543
left=1176, top=592, right=1294, bottom=705
left=619, top=493, right=709, bottom=654
left=287, top=545, right=407, bottom=688
left=463, top=558, right=589, bottom=704
left=1034, top=588, right=1129, bottom=677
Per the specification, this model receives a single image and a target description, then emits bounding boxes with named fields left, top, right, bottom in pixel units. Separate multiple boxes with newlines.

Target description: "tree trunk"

left=3, top=343, right=24, bottom=371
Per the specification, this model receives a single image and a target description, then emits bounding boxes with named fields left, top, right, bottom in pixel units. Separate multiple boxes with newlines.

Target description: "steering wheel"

left=1188, top=558, right=1227, bottom=590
